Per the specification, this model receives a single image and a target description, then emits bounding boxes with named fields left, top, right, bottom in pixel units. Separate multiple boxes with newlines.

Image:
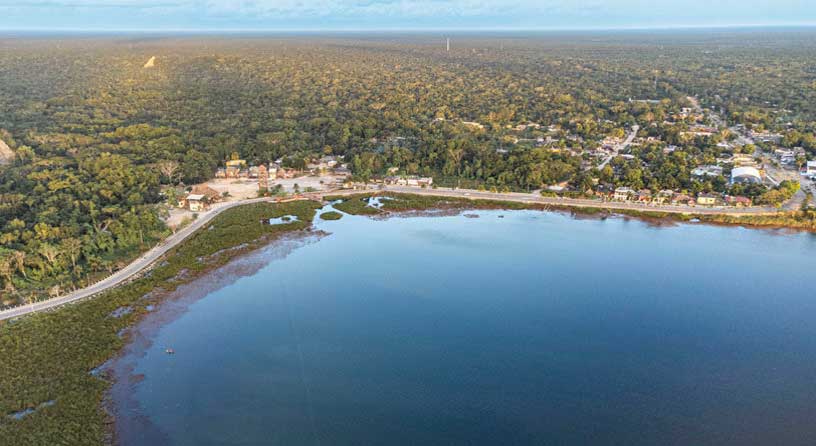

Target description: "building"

left=731, top=154, right=758, bottom=167
left=224, top=158, right=247, bottom=178
left=726, top=195, right=752, bottom=207
left=614, top=187, right=634, bottom=201
left=654, top=189, right=674, bottom=204
left=697, top=193, right=719, bottom=206
left=692, top=165, right=723, bottom=178
left=191, top=185, right=220, bottom=202
left=671, top=194, right=694, bottom=206
left=806, top=161, right=816, bottom=176
left=731, top=166, right=763, bottom=185
left=636, top=189, right=652, bottom=203
left=384, top=176, right=433, bottom=187
left=184, top=194, right=206, bottom=212
left=462, top=121, right=485, bottom=130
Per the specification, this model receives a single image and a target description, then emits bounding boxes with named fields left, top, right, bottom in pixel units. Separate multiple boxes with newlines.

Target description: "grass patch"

left=319, top=211, right=343, bottom=221
left=331, top=195, right=381, bottom=215
left=0, top=200, right=321, bottom=445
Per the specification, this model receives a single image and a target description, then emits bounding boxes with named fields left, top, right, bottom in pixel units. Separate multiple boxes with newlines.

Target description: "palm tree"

left=38, top=244, right=61, bottom=274
left=0, top=257, right=14, bottom=291
left=12, top=250, right=26, bottom=279
left=62, top=238, right=82, bottom=269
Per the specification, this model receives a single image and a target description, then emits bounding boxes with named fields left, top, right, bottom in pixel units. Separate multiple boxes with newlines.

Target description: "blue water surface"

left=123, top=209, right=816, bottom=446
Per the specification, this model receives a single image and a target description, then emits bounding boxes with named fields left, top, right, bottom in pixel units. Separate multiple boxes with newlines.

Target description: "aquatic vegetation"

left=0, top=200, right=321, bottom=445
left=319, top=211, right=343, bottom=221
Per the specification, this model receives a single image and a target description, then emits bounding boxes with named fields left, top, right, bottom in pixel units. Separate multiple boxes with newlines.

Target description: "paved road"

left=596, top=125, right=640, bottom=171
left=0, top=196, right=279, bottom=322
left=379, top=185, right=780, bottom=215
left=0, top=185, right=786, bottom=321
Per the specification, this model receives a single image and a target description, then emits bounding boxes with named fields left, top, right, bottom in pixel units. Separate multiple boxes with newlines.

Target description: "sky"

left=0, top=0, right=814, bottom=31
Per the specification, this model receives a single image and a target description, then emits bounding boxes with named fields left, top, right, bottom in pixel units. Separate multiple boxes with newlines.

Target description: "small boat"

left=165, top=348, right=175, bottom=355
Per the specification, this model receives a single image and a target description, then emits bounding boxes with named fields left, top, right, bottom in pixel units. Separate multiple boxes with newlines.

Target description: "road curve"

left=0, top=186, right=786, bottom=321
left=0, top=196, right=278, bottom=321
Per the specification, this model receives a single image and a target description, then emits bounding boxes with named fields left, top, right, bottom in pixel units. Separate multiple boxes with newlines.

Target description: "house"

left=671, top=194, right=694, bottom=206
left=184, top=194, right=207, bottom=212
left=320, top=156, right=339, bottom=168
left=384, top=176, right=433, bottom=187
left=462, top=121, right=485, bottom=130
left=190, top=185, right=221, bottom=203
left=731, top=154, right=758, bottom=167
left=276, top=168, right=296, bottom=179
left=750, top=131, right=783, bottom=143
left=654, top=190, right=674, bottom=204
left=225, top=165, right=242, bottom=178
left=726, top=195, right=752, bottom=207
left=697, top=193, right=719, bottom=206
left=805, top=161, right=816, bottom=176
left=692, top=165, right=723, bottom=178
left=636, top=189, right=652, bottom=203
left=614, top=187, right=634, bottom=201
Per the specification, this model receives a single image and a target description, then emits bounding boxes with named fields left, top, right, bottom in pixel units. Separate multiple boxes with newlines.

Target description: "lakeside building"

left=655, top=189, right=675, bottom=204
left=726, top=195, right=752, bottom=207
left=613, top=187, right=634, bottom=201
left=671, top=194, right=695, bottom=206
left=178, top=185, right=221, bottom=211
left=182, top=194, right=206, bottom=212
left=384, top=176, right=434, bottom=187
left=636, top=189, right=652, bottom=203
left=697, top=193, right=719, bottom=206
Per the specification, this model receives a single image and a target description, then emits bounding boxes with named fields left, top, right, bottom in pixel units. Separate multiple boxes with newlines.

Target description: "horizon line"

left=2, top=22, right=816, bottom=34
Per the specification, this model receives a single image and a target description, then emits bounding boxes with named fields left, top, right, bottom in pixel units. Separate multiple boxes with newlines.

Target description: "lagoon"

left=112, top=209, right=816, bottom=446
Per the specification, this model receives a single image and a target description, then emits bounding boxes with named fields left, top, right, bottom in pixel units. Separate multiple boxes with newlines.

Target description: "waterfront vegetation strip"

left=0, top=200, right=321, bottom=446
left=332, top=196, right=381, bottom=215
left=327, top=192, right=816, bottom=230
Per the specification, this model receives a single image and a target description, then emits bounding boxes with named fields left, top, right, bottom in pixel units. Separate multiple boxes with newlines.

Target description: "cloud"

left=0, top=0, right=813, bottom=29
left=0, top=0, right=592, bottom=17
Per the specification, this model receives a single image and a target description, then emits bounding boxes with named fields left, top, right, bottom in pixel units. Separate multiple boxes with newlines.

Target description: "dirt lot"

left=201, top=174, right=345, bottom=201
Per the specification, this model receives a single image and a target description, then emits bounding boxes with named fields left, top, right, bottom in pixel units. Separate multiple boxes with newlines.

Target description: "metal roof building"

left=730, top=166, right=762, bottom=185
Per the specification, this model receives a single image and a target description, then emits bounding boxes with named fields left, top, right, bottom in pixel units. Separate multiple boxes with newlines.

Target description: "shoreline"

left=103, top=233, right=324, bottom=446
left=2, top=197, right=812, bottom=445
left=327, top=191, right=816, bottom=233
left=3, top=187, right=813, bottom=320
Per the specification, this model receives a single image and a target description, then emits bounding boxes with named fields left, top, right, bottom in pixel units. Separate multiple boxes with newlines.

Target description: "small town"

left=171, top=98, right=815, bottom=221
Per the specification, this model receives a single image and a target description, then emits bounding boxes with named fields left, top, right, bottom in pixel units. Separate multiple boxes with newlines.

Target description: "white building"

left=692, top=165, right=723, bottom=178
left=731, top=166, right=763, bottom=185
left=614, top=187, right=634, bottom=201
left=805, top=161, right=816, bottom=176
